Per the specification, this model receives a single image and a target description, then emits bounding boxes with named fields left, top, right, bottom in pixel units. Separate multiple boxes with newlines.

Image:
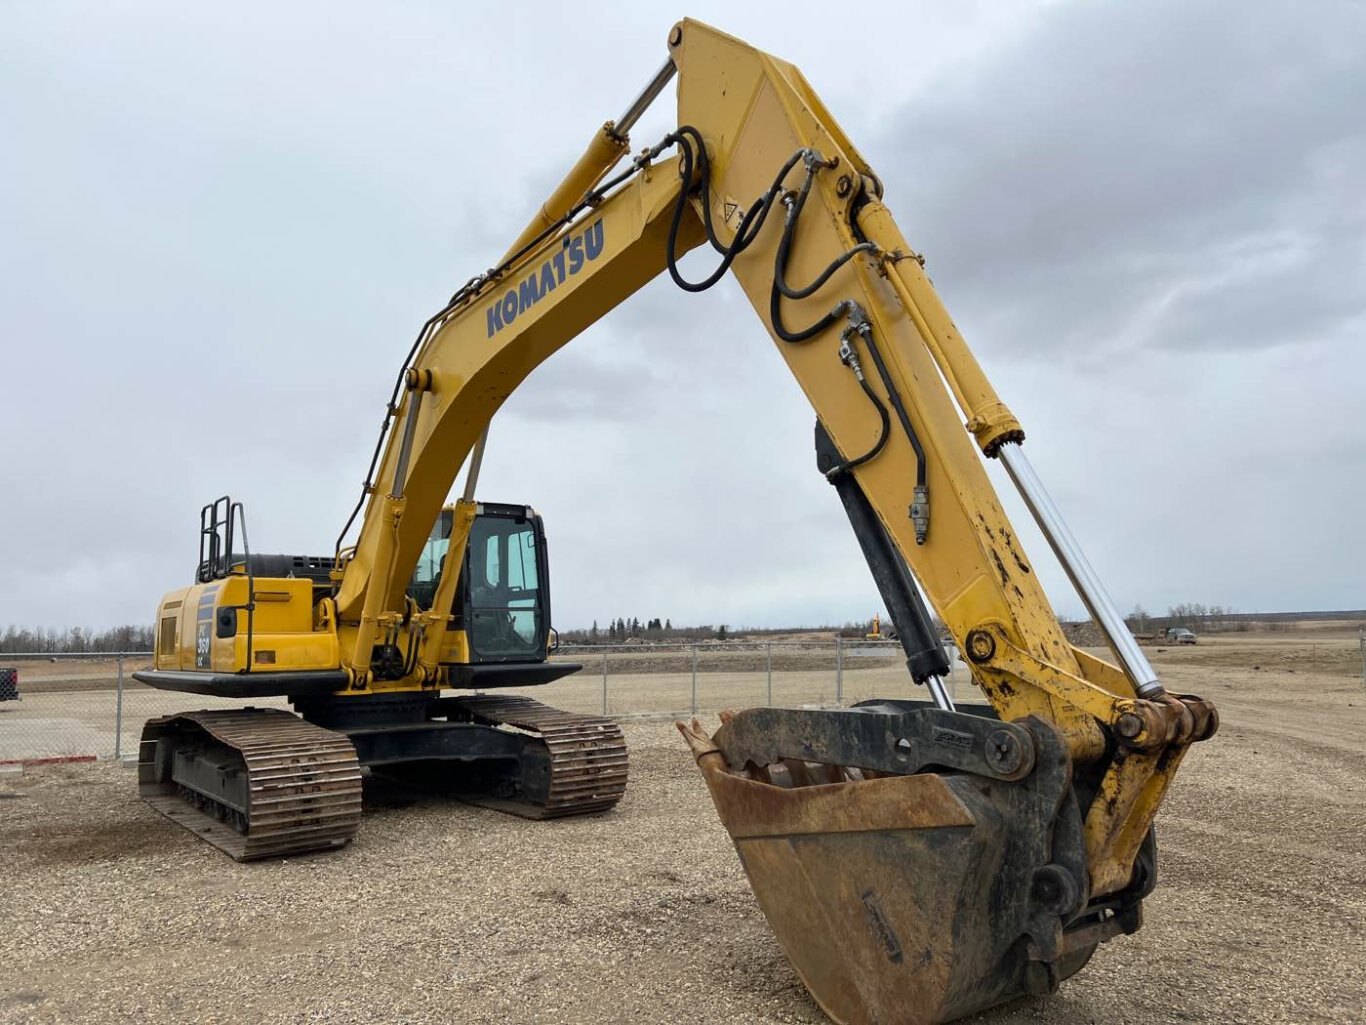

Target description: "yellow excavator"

left=135, top=19, right=1216, bottom=1025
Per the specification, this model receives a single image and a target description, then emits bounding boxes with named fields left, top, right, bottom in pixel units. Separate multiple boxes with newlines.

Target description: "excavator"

left=134, top=19, right=1217, bottom=1025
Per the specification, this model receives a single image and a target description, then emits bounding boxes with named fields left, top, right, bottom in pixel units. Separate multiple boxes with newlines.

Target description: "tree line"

left=0, top=624, right=155, bottom=654
left=1123, top=604, right=1245, bottom=635
left=564, top=618, right=686, bottom=643
left=561, top=617, right=898, bottom=644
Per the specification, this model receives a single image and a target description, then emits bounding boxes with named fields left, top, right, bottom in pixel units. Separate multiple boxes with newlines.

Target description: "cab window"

left=407, top=508, right=454, bottom=611
left=468, top=516, right=544, bottom=660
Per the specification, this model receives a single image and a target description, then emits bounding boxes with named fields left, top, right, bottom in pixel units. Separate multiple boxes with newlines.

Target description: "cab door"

left=463, top=510, right=550, bottom=663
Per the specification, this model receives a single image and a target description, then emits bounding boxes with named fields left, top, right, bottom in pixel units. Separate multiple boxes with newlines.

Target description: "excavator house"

left=135, top=19, right=1217, bottom=1025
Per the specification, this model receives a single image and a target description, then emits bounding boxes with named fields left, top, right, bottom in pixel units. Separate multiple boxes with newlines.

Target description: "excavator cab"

left=408, top=503, right=552, bottom=664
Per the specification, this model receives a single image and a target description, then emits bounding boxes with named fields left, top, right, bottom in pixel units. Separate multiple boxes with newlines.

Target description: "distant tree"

left=716, top=624, right=728, bottom=641
left=1163, top=603, right=1235, bottom=634
left=1125, top=605, right=1151, bottom=633
left=630, top=617, right=640, bottom=637
left=0, top=623, right=155, bottom=654
left=665, top=618, right=672, bottom=631
left=590, top=619, right=599, bottom=642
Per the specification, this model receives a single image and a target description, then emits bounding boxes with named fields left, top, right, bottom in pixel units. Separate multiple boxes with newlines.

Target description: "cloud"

left=1, top=1, right=1361, bottom=634
left=871, top=0, right=1366, bottom=363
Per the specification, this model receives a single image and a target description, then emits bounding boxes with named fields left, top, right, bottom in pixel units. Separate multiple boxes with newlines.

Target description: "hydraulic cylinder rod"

left=998, top=441, right=1165, bottom=699
left=926, top=675, right=956, bottom=711
left=614, top=58, right=677, bottom=138
left=497, top=59, right=677, bottom=268
left=461, top=427, right=487, bottom=503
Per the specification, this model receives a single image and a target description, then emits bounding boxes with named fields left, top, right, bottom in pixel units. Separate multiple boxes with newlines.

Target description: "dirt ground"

left=1, top=632, right=1364, bottom=1024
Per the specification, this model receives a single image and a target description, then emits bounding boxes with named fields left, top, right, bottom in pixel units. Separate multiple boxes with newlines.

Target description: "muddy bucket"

left=680, top=704, right=1126, bottom=1025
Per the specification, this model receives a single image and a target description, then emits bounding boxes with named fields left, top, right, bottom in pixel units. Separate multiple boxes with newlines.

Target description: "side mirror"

left=548, top=627, right=561, bottom=653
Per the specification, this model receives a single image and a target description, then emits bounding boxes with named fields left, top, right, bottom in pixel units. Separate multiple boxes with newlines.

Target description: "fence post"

left=766, top=641, right=773, bottom=706
left=691, top=644, right=698, bottom=715
left=602, top=651, right=609, bottom=716
left=835, top=635, right=844, bottom=706
left=114, top=653, right=125, bottom=760
left=1360, top=627, right=1364, bottom=690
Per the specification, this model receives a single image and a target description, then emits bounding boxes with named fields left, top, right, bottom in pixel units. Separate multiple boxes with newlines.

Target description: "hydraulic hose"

left=823, top=333, right=891, bottom=478
left=664, top=127, right=804, bottom=292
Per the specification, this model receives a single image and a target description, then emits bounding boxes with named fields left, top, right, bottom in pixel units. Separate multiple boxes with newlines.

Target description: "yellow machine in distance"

left=135, top=19, right=1216, bottom=1025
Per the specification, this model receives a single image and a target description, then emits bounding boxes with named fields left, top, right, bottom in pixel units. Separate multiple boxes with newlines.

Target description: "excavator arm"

left=326, top=20, right=1215, bottom=1024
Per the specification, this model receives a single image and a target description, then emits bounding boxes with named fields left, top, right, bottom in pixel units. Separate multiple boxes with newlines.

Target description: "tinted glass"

left=408, top=509, right=454, bottom=611
left=467, top=516, right=543, bottom=659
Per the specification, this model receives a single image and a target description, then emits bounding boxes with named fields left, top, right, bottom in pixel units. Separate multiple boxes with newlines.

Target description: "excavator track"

left=447, top=694, right=628, bottom=818
left=138, top=708, right=363, bottom=861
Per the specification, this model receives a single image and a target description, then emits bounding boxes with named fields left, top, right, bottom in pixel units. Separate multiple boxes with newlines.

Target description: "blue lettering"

left=584, top=219, right=604, bottom=261
left=518, top=273, right=541, bottom=315
left=485, top=221, right=605, bottom=338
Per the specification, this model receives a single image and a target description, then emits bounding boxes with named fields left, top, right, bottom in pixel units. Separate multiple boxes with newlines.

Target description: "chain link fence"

left=10, top=634, right=1363, bottom=766
left=540, top=639, right=974, bottom=718
left=0, top=652, right=288, bottom=766
left=0, top=640, right=974, bottom=765
left=0, top=652, right=145, bottom=764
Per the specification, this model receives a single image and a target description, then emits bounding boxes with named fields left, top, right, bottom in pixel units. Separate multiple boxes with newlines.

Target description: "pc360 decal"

left=486, top=219, right=604, bottom=338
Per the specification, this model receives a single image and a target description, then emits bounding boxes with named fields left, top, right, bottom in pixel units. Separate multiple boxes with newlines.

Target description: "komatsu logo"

left=486, top=219, right=605, bottom=338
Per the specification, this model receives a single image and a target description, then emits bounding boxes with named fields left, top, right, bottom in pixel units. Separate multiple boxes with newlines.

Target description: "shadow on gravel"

left=20, top=818, right=171, bottom=865
left=359, top=773, right=424, bottom=811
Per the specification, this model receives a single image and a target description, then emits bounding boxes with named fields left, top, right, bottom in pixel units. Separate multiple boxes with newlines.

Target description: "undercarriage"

left=138, top=692, right=628, bottom=861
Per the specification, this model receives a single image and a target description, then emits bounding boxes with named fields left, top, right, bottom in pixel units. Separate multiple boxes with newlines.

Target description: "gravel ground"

left=1, top=639, right=1364, bottom=1024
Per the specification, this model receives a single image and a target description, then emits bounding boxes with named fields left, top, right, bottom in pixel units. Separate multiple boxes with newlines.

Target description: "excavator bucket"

left=680, top=703, right=1135, bottom=1025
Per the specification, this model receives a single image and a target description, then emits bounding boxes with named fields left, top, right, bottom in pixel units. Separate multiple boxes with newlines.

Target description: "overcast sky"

left=2, top=1, right=1362, bottom=633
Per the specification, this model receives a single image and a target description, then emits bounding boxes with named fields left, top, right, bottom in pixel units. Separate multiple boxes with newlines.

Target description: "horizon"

left=3, top=605, right=1363, bottom=650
